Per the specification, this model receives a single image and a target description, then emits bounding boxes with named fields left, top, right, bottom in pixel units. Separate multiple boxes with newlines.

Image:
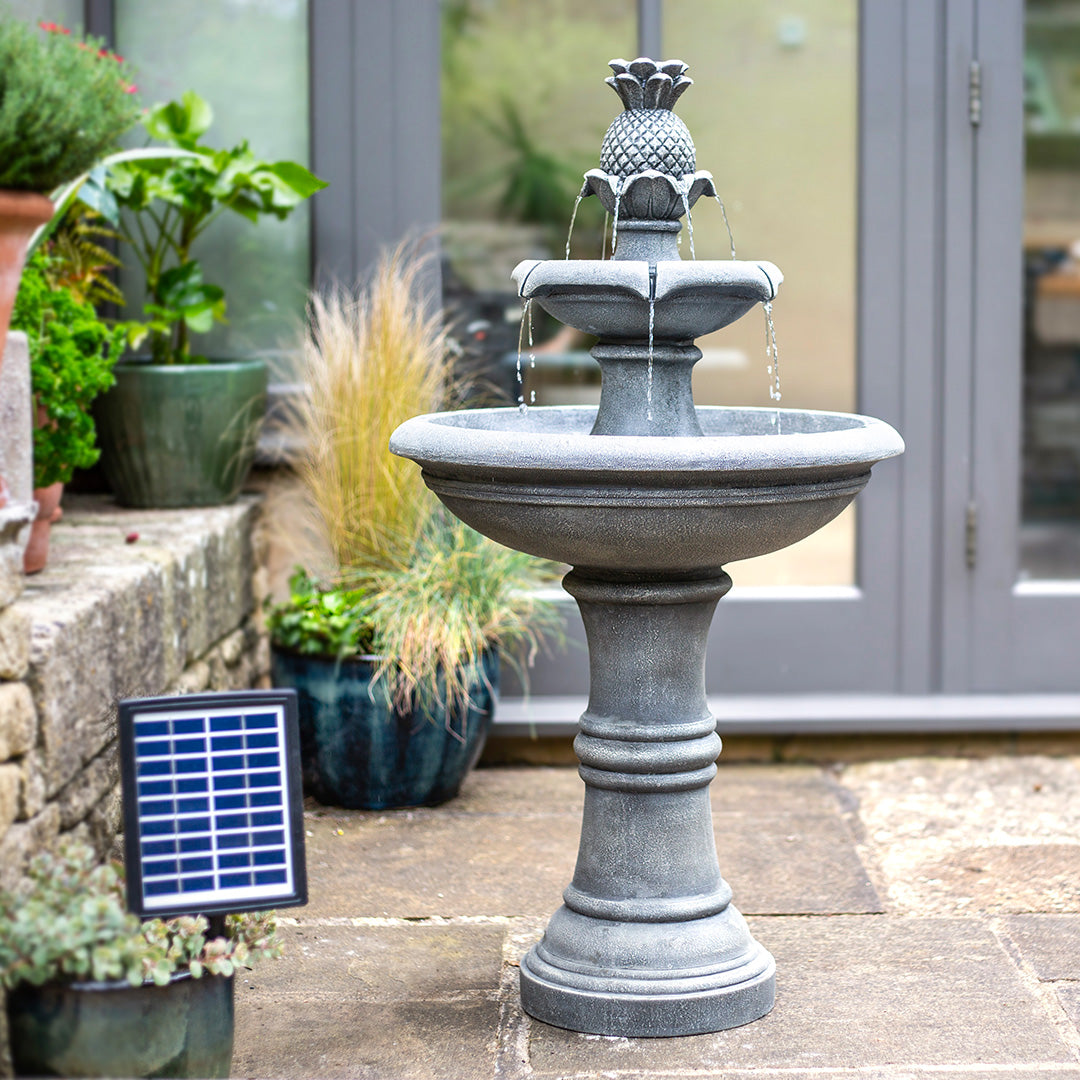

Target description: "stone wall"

left=0, top=494, right=270, bottom=889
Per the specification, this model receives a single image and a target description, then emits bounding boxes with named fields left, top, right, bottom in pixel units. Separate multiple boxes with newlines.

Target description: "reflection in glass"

left=1022, top=2, right=1080, bottom=579
left=666, top=0, right=858, bottom=587
left=114, top=0, right=311, bottom=380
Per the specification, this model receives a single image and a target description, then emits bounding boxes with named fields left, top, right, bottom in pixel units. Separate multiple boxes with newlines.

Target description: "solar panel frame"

left=119, top=690, right=308, bottom=920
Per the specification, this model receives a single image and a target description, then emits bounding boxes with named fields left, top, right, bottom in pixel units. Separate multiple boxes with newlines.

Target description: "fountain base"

left=514, top=570, right=775, bottom=1036
left=520, top=906, right=775, bottom=1037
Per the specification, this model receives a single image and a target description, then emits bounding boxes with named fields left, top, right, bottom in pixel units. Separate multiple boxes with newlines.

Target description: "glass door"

left=964, top=0, right=1080, bottom=691
left=442, top=1, right=914, bottom=698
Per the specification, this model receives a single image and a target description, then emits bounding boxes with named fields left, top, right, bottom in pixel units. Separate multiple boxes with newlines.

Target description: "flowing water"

left=611, top=179, right=623, bottom=255
left=647, top=296, right=655, bottom=423
left=763, top=299, right=782, bottom=432
left=713, top=195, right=736, bottom=260
left=680, top=188, right=696, bottom=260
left=516, top=298, right=533, bottom=413
left=565, top=194, right=582, bottom=260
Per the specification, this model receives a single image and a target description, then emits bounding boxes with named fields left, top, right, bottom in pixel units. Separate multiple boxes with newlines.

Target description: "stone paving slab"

left=232, top=998, right=501, bottom=1080
left=1003, top=915, right=1080, bottom=980
left=1060, top=986, right=1080, bottom=1029
left=523, top=916, right=1076, bottom=1075
left=839, top=756, right=1080, bottom=915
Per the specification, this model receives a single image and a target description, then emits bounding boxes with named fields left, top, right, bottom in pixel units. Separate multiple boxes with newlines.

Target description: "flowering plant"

left=0, top=842, right=281, bottom=989
left=106, top=90, right=327, bottom=364
left=0, top=17, right=139, bottom=193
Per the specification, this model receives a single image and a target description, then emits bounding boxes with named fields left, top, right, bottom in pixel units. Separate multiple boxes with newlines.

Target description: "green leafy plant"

left=11, top=254, right=131, bottom=489
left=267, top=241, right=560, bottom=712
left=0, top=841, right=281, bottom=990
left=106, top=90, right=327, bottom=364
left=0, top=17, right=140, bottom=193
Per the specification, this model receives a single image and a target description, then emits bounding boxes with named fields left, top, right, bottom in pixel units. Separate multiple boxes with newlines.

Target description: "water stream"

left=611, top=178, right=623, bottom=255
left=680, top=188, right=696, bottom=260
left=647, top=296, right=655, bottom=423
left=763, top=299, right=782, bottom=432
left=565, top=194, right=582, bottom=260
left=713, top=195, right=736, bottom=260
left=516, top=298, right=533, bottom=413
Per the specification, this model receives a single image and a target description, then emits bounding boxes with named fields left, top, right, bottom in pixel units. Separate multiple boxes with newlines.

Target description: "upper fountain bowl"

left=390, top=405, right=904, bottom=575
left=514, top=259, right=782, bottom=342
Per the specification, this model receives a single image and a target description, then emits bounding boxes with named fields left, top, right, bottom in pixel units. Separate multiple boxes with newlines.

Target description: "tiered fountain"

left=392, top=58, right=903, bottom=1037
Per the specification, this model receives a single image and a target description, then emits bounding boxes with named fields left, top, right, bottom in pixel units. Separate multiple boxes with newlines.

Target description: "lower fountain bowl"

left=390, top=405, right=904, bottom=573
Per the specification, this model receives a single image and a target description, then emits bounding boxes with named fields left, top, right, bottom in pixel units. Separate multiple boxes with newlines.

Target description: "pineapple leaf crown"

left=606, top=57, right=692, bottom=112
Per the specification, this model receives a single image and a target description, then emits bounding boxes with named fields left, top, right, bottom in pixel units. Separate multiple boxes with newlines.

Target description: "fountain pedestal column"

left=519, top=570, right=776, bottom=1037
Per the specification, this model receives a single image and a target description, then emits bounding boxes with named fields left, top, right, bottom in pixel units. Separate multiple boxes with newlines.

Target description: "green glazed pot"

left=6, top=971, right=234, bottom=1078
left=94, top=360, right=267, bottom=508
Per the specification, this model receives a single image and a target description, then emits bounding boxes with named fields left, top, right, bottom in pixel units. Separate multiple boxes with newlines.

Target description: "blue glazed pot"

left=6, top=971, right=234, bottom=1078
left=270, top=646, right=499, bottom=809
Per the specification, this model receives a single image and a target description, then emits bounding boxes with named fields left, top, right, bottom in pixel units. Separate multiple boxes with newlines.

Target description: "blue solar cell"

left=249, top=790, right=281, bottom=808
left=220, top=872, right=252, bottom=888
left=137, top=759, right=172, bottom=777
left=180, top=856, right=213, bottom=873
left=134, top=720, right=170, bottom=738
left=139, top=798, right=174, bottom=817
left=178, top=816, right=211, bottom=834
left=251, top=810, right=283, bottom=827
left=178, top=836, right=212, bottom=853
left=176, top=777, right=208, bottom=793
left=215, top=813, right=249, bottom=830
left=142, top=839, right=177, bottom=857
left=211, top=735, right=243, bottom=751
left=213, top=774, right=244, bottom=791
left=252, top=829, right=286, bottom=848
left=143, top=858, right=179, bottom=876
left=174, top=737, right=206, bottom=754
left=138, top=739, right=171, bottom=757
left=139, top=780, right=173, bottom=797
left=172, top=718, right=204, bottom=734
left=246, top=732, right=278, bottom=749
left=176, top=758, right=207, bottom=775
left=219, top=832, right=250, bottom=849
left=249, top=772, right=279, bottom=788
left=253, top=848, right=286, bottom=867
left=214, top=793, right=246, bottom=810
left=254, top=868, right=288, bottom=886
left=210, top=715, right=242, bottom=731
left=218, top=851, right=252, bottom=869
left=181, top=875, right=214, bottom=892
left=247, top=752, right=279, bottom=769
left=140, top=818, right=174, bottom=836
left=213, top=754, right=244, bottom=771
left=145, top=878, right=179, bottom=896
left=177, top=797, right=209, bottom=814
left=246, top=713, right=277, bottom=729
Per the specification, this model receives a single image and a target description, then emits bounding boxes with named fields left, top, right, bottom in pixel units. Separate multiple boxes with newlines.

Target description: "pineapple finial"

left=606, top=58, right=693, bottom=112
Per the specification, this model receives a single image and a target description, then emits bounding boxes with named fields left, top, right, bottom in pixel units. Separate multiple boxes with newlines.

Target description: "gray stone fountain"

left=391, top=58, right=903, bottom=1037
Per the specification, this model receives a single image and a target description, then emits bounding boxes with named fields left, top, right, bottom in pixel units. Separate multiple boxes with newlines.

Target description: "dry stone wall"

left=0, top=494, right=271, bottom=889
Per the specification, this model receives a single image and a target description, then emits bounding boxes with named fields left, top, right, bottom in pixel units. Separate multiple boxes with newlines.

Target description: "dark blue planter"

left=270, top=646, right=499, bottom=809
left=6, top=971, right=233, bottom=1078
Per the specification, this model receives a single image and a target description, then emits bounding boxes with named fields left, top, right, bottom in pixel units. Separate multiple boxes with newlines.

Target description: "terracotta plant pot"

left=0, top=191, right=53, bottom=508
left=0, top=190, right=52, bottom=381
left=23, top=481, right=63, bottom=574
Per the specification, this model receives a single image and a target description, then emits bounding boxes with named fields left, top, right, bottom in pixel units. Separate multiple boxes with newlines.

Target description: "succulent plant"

left=0, top=841, right=281, bottom=989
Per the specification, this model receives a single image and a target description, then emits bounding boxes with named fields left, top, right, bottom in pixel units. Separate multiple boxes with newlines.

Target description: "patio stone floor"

left=233, top=756, right=1080, bottom=1079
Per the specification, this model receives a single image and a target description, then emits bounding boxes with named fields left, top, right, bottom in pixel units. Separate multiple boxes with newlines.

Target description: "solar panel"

left=119, top=690, right=307, bottom=919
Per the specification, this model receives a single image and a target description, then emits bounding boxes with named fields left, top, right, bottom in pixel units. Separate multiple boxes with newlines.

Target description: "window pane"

left=1021, top=0, right=1080, bottom=579
left=114, top=0, right=311, bottom=379
left=666, top=0, right=858, bottom=587
left=441, top=0, right=636, bottom=405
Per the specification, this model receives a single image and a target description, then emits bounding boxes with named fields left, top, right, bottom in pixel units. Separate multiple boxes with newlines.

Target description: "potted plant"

left=0, top=841, right=281, bottom=1079
left=0, top=15, right=139, bottom=505
left=10, top=252, right=130, bottom=572
left=266, top=244, right=560, bottom=809
left=91, top=90, right=327, bottom=508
